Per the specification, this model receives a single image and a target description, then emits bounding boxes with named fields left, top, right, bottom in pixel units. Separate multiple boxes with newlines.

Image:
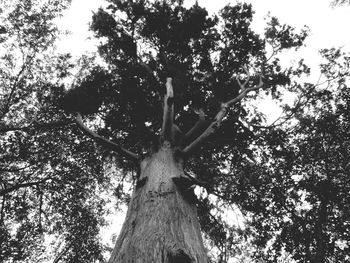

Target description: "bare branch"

left=183, top=109, right=209, bottom=146
left=182, top=103, right=228, bottom=155
left=183, top=73, right=264, bottom=155
left=161, top=78, right=174, bottom=142
left=75, top=113, right=140, bottom=161
left=229, top=75, right=263, bottom=107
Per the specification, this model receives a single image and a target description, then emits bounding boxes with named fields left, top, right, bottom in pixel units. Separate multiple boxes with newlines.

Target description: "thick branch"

left=182, top=103, right=228, bottom=155
left=161, top=77, right=174, bottom=142
left=75, top=113, right=139, bottom=161
left=183, top=109, right=209, bottom=146
left=183, top=75, right=264, bottom=155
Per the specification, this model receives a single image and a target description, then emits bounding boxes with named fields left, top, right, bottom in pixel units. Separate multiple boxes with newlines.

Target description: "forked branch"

left=183, top=72, right=264, bottom=155
left=229, top=74, right=263, bottom=107
left=75, top=113, right=139, bottom=161
left=161, top=77, right=174, bottom=142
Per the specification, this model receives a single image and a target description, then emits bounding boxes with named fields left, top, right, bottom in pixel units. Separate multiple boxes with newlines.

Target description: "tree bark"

left=108, top=142, right=208, bottom=263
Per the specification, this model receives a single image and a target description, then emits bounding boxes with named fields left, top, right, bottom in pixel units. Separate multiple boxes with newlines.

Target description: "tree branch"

left=183, top=73, right=264, bottom=155
left=161, top=77, right=174, bottom=142
left=182, top=109, right=209, bottom=146
left=227, top=75, right=263, bottom=107
left=0, top=194, right=5, bottom=223
left=53, top=244, right=72, bottom=263
left=75, top=113, right=140, bottom=161
left=1, top=55, right=34, bottom=118
left=0, top=178, right=51, bottom=196
left=183, top=171, right=211, bottom=189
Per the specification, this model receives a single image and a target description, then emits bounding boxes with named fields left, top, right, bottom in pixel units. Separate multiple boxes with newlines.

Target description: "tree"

left=56, top=0, right=308, bottom=262
left=241, top=48, right=350, bottom=262
left=0, top=0, right=311, bottom=261
left=0, top=1, right=108, bottom=262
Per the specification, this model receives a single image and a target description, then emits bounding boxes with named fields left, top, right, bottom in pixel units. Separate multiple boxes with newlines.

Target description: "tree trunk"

left=108, top=142, right=208, bottom=263
left=312, top=199, right=328, bottom=263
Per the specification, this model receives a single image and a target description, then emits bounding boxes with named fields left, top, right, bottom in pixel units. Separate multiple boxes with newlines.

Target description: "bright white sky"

left=56, top=0, right=350, bottom=258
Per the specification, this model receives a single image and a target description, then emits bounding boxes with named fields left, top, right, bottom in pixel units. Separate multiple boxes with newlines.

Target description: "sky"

left=55, top=0, right=350, bottom=257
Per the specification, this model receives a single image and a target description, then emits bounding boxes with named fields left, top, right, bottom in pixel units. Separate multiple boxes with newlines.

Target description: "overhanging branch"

left=75, top=113, right=140, bottom=161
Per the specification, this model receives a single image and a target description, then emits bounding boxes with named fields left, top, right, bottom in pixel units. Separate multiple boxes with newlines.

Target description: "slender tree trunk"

left=108, top=142, right=208, bottom=263
left=312, top=199, right=328, bottom=263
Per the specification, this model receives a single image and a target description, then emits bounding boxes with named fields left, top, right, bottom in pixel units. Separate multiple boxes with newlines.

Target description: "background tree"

left=0, top=1, right=109, bottom=262
left=241, top=48, right=350, bottom=262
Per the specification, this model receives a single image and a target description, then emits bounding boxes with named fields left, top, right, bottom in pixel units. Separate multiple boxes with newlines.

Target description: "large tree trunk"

left=108, top=142, right=208, bottom=263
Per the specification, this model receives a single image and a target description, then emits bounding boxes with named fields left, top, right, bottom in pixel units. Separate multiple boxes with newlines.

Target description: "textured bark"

left=108, top=142, right=208, bottom=263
